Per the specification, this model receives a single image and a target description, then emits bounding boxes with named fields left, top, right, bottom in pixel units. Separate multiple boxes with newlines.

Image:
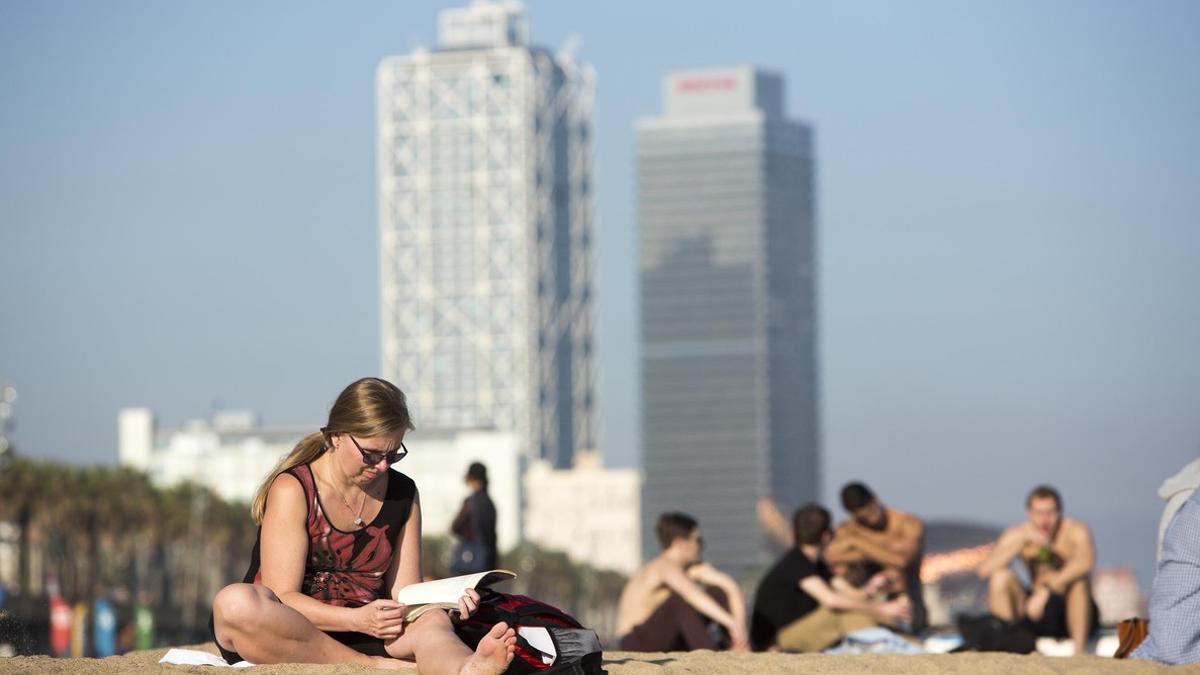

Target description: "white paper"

left=518, top=626, right=556, bottom=665
left=395, top=570, right=515, bottom=606
left=159, top=647, right=254, bottom=667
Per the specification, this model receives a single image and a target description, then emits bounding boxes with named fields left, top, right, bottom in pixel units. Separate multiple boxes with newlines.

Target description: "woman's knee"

left=213, top=583, right=277, bottom=632
left=385, top=609, right=458, bottom=659
left=409, top=608, right=454, bottom=634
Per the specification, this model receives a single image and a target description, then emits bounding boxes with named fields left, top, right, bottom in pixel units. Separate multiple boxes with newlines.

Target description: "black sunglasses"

left=347, top=435, right=408, bottom=465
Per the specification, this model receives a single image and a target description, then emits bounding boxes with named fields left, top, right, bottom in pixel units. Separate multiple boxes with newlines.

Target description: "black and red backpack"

left=454, top=592, right=605, bottom=674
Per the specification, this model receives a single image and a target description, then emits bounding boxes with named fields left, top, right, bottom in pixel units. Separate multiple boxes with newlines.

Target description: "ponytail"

left=250, top=377, right=414, bottom=525
left=250, top=430, right=328, bottom=524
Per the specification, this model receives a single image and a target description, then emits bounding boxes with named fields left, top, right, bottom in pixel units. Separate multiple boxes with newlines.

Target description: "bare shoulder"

left=686, top=561, right=723, bottom=582
left=1062, top=517, right=1094, bottom=540
left=641, top=557, right=670, bottom=583
left=261, top=471, right=308, bottom=532
left=999, top=523, right=1028, bottom=542
left=266, top=470, right=306, bottom=507
left=892, top=509, right=924, bottom=532
left=832, top=520, right=855, bottom=537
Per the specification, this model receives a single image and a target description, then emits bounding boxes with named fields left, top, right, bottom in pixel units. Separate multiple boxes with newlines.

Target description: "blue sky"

left=2, top=0, right=1198, bottom=588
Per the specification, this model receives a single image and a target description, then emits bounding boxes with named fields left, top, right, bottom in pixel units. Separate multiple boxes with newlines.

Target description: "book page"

left=395, top=569, right=516, bottom=607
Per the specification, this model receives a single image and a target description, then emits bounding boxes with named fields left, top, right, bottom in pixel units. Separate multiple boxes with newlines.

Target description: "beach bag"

left=954, top=614, right=1036, bottom=654
left=454, top=591, right=605, bottom=674
left=1115, top=617, right=1149, bottom=658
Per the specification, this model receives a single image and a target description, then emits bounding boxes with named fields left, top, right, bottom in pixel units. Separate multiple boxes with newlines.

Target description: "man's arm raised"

left=978, top=526, right=1028, bottom=579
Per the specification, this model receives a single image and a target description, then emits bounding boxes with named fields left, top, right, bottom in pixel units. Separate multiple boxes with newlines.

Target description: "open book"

left=395, top=569, right=516, bottom=621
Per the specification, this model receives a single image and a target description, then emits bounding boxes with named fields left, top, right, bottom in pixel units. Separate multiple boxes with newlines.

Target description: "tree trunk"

left=17, top=504, right=30, bottom=595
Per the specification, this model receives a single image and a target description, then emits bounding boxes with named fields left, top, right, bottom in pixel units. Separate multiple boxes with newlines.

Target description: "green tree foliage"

left=0, top=458, right=256, bottom=631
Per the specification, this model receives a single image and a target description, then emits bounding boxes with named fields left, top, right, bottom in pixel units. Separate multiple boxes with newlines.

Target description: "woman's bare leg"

left=212, top=583, right=410, bottom=669
left=385, top=610, right=515, bottom=675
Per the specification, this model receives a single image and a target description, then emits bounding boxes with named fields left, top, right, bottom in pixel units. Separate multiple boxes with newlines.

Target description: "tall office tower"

left=378, top=1, right=595, bottom=467
left=638, top=67, right=819, bottom=575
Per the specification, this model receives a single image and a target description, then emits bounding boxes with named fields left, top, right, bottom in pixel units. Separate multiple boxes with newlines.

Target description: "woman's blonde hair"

left=250, top=377, right=414, bottom=524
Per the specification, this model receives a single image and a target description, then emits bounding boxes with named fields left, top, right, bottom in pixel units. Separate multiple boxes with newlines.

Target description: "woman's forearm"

left=278, top=590, right=359, bottom=632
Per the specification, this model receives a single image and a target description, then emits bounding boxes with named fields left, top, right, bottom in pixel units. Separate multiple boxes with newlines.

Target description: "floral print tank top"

left=241, top=464, right=417, bottom=607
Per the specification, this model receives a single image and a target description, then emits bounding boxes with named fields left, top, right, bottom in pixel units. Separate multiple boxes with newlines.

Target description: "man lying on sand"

left=616, top=512, right=749, bottom=652
left=751, top=504, right=911, bottom=652
left=824, top=482, right=928, bottom=632
left=978, top=484, right=1099, bottom=656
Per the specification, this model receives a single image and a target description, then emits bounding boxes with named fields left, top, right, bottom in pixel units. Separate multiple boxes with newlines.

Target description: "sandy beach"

left=3, top=643, right=1199, bottom=674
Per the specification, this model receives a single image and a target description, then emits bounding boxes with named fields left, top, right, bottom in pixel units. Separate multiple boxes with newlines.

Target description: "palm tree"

left=0, top=458, right=41, bottom=595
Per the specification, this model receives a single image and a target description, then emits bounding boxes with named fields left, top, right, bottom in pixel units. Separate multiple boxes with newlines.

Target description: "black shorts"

left=208, top=612, right=389, bottom=664
left=1025, top=591, right=1100, bottom=639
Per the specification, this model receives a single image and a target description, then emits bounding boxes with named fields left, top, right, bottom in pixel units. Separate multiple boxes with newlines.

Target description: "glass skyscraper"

left=638, top=67, right=819, bottom=574
left=377, top=2, right=595, bottom=467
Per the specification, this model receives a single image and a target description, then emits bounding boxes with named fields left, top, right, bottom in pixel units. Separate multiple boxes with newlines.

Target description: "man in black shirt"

left=751, top=504, right=911, bottom=652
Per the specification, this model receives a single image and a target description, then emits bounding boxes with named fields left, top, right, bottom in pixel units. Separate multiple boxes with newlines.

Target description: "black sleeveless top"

left=241, top=465, right=417, bottom=606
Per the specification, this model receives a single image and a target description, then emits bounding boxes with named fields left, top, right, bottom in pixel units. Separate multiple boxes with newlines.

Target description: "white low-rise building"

left=118, top=409, right=524, bottom=552
left=118, top=408, right=306, bottom=504
left=523, top=452, right=642, bottom=573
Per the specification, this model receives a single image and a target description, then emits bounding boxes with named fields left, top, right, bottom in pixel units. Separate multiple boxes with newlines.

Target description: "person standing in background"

left=451, top=462, right=499, bottom=574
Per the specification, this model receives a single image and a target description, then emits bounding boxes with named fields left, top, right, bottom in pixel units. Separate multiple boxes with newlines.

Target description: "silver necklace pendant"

left=354, top=516, right=365, bottom=527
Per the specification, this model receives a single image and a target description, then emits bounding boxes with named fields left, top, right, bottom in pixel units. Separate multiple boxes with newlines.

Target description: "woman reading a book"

left=209, top=377, right=517, bottom=673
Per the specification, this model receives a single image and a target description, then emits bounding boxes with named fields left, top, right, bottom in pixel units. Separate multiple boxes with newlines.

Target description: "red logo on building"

left=677, top=76, right=738, bottom=92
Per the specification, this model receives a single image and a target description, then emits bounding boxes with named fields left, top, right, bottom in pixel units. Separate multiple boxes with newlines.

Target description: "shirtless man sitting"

left=616, top=513, right=749, bottom=652
left=977, top=485, right=1099, bottom=655
left=823, top=482, right=927, bottom=632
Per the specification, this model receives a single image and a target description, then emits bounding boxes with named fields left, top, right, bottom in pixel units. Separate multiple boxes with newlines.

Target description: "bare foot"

left=460, top=621, right=516, bottom=675
left=367, top=655, right=417, bottom=670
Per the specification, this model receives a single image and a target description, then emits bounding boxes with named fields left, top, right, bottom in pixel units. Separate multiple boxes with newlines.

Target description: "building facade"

left=118, top=408, right=306, bottom=504
left=377, top=1, right=596, bottom=468
left=523, top=451, right=642, bottom=573
left=117, top=409, right=524, bottom=551
left=638, top=67, right=819, bottom=575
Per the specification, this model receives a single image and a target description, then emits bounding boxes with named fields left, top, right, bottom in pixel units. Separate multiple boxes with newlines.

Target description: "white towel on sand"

left=159, top=648, right=253, bottom=667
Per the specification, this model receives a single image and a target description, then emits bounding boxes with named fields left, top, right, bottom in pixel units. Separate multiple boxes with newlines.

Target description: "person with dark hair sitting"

left=615, top=513, right=749, bottom=652
left=978, top=485, right=1099, bottom=656
left=750, top=504, right=911, bottom=652
left=824, top=482, right=928, bottom=633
